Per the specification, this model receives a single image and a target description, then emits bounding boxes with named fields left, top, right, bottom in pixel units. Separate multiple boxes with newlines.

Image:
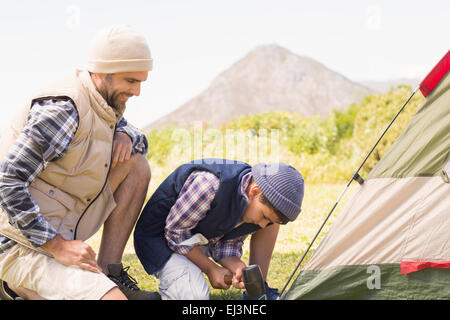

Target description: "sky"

left=0, top=0, right=449, bottom=130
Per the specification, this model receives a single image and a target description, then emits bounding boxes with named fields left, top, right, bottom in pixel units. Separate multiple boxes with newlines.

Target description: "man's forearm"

left=40, top=233, right=65, bottom=254
left=0, top=174, right=57, bottom=247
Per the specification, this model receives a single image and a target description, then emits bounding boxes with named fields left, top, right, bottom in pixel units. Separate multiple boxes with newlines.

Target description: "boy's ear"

left=248, top=184, right=262, bottom=200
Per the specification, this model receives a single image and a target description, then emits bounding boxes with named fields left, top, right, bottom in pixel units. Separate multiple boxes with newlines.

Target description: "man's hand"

left=112, top=132, right=133, bottom=168
left=41, top=234, right=102, bottom=273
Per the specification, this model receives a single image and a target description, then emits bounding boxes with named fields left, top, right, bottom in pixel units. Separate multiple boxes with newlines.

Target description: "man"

left=0, top=25, right=160, bottom=300
left=134, top=159, right=304, bottom=300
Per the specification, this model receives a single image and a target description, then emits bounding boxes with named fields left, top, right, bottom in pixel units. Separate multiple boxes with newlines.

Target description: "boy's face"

left=241, top=184, right=282, bottom=228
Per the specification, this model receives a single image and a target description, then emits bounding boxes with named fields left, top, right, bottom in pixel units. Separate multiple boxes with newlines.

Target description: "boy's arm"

left=185, top=246, right=232, bottom=290
left=218, top=256, right=246, bottom=289
left=210, top=236, right=248, bottom=289
left=164, top=171, right=220, bottom=255
left=164, top=171, right=238, bottom=289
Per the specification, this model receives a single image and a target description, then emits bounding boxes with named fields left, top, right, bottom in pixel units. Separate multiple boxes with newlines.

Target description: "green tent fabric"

left=368, top=72, right=450, bottom=180
left=284, top=72, right=450, bottom=300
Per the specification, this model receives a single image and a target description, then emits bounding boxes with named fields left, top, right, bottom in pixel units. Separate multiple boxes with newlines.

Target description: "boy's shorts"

left=0, top=244, right=117, bottom=300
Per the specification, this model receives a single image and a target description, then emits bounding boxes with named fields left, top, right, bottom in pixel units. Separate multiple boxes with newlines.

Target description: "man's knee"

left=108, top=153, right=151, bottom=194
left=129, top=153, right=151, bottom=184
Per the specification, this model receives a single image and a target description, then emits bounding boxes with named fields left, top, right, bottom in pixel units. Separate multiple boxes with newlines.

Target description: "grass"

left=86, top=182, right=358, bottom=300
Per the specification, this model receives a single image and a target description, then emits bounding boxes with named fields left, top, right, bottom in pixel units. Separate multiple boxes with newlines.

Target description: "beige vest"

left=0, top=70, right=122, bottom=256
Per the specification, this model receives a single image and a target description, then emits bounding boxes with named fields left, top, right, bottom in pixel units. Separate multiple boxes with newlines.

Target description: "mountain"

left=145, top=44, right=373, bottom=130
left=360, top=78, right=420, bottom=93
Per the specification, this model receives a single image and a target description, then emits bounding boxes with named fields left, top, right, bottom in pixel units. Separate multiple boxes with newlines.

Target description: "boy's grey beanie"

left=251, top=163, right=304, bottom=221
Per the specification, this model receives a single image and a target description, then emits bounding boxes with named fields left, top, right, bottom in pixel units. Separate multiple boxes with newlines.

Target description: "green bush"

left=145, top=86, right=424, bottom=184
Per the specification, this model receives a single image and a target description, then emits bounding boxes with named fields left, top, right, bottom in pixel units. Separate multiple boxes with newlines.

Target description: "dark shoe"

left=107, top=263, right=160, bottom=300
left=242, top=281, right=280, bottom=300
left=0, top=280, right=23, bottom=300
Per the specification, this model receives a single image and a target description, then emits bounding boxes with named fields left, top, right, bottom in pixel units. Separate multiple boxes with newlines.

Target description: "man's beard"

left=105, top=90, right=127, bottom=115
left=98, top=78, right=127, bottom=115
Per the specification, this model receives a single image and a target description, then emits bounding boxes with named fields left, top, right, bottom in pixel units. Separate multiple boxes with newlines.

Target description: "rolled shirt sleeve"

left=116, top=117, right=148, bottom=156
left=164, top=171, right=220, bottom=255
left=207, top=235, right=248, bottom=261
left=164, top=170, right=249, bottom=261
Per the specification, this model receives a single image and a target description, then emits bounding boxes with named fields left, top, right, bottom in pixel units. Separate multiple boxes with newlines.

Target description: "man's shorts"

left=0, top=244, right=117, bottom=300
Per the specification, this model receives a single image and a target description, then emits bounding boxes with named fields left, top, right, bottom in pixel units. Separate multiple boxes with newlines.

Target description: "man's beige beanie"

left=87, top=24, right=152, bottom=74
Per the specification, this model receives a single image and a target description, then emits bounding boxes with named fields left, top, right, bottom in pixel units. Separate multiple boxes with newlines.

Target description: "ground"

left=86, top=183, right=358, bottom=299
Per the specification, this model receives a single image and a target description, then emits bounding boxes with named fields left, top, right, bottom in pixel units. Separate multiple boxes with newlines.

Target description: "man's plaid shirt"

left=165, top=170, right=252, bottom=262
left=0, top=98, right=148, bottom=253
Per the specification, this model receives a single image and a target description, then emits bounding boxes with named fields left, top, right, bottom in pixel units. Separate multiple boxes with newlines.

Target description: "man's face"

left=96, top=71, right=148, bottom=114
left=241, top=185, right=282, bottom=228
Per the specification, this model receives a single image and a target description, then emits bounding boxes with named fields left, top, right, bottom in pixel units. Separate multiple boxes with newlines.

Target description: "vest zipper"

left=73, top=124, right=116, bottom=240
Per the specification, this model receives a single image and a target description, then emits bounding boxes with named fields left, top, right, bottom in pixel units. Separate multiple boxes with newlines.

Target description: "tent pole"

left=279, top=85, right=419, bottom=299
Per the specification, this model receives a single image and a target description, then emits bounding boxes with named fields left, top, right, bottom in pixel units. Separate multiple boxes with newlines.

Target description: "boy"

left=134, top=158, right=304, bottom=300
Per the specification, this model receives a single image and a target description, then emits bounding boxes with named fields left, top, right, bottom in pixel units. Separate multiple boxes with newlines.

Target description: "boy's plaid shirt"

left=0, top=98, right=148, bottom=253
left=165, top=170, right=252, bottom=262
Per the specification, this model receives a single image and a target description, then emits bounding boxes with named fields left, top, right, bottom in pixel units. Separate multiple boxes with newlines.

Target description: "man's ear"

left=90, top=72, right=108, bottom=91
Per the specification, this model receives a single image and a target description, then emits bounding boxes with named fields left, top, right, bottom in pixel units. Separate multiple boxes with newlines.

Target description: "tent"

left=284, top=51, right=450, bottom=299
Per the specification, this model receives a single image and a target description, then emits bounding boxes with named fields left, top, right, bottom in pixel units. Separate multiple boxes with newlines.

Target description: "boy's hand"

left=185, top=246, right=232, bottom=289
left=218, top=256, right=246, bottom=289
left=232, top=267, right=245, bottom=290
left=207, top=265, right=232, bottom=290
